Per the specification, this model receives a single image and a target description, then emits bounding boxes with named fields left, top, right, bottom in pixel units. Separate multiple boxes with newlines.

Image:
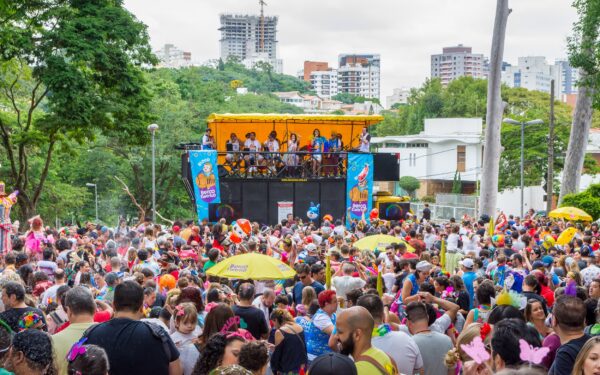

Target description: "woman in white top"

left=284, top=133, right=300, bottom=176
left=445, top=225, right=463, bottom=274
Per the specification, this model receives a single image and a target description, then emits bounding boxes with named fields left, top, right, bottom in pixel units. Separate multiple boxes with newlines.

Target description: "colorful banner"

left=190, top=150, right=221, bottom=222
left=346, top=153, right=374, bottom=227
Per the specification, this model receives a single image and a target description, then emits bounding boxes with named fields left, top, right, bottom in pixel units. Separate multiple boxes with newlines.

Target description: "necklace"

left=413, top=329, right=431, bottom=335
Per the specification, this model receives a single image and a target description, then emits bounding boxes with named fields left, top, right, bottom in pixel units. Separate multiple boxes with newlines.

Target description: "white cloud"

left=124, top=0, right=577, bottom=98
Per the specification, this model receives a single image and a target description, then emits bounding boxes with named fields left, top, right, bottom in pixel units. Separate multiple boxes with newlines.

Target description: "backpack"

left=354, top=353, right=399, bottom=375
left=82, top=320, right=172, bottom=360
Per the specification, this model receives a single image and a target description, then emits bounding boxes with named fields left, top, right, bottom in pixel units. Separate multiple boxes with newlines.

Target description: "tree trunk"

left=479, top=0, right=511, bottom=217
left=559, top=72, right=594, bottom=202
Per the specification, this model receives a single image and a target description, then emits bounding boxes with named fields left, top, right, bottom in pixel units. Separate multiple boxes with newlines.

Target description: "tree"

left=561, top=183, right=600, bottom=221
left=398, top=176, right=421, bottom=197
left=0, top=0, right=155, bottom=220
left=560, top=0, right=600, bottom=202
left=480, top=0, right=510, bottom=218
left=452, top=171, right=462, bottom=194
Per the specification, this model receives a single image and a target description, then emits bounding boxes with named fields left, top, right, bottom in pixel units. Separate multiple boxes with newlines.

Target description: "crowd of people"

left=206, top=126, right=371, bottom=178
left=0, top=207, right=599, bottom=375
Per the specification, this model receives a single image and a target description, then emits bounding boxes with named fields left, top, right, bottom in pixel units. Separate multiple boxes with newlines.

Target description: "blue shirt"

left=292, top=280, right=325, bottom=305
left=462, top=271, right=477, bottom=309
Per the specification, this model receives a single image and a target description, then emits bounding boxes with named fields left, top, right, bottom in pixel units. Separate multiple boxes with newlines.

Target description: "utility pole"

left=547, top=80, right=555, bottom=213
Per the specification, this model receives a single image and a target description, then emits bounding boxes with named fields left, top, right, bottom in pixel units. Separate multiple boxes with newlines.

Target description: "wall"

left=496, top=186, right=546, bottom=216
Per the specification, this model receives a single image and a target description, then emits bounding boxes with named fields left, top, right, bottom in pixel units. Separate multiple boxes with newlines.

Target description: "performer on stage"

left=0, top=181, right=18, bottom=254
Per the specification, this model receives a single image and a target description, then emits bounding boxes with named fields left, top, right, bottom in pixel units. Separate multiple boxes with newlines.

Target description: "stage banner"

left=190, top=150, right=221, bottom=222
left=346, top=153, right=374, bottom=227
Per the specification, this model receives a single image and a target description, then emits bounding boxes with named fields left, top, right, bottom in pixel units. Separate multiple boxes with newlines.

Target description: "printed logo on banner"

left=346, top=153, right=374, bottom=227
left=190, top=150, right=221, bottom=222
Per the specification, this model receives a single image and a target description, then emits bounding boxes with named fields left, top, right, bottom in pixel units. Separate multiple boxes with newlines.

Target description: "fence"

left=410, top=203, right=477, bottom=222
left=435, top=193, right=478, bottom=208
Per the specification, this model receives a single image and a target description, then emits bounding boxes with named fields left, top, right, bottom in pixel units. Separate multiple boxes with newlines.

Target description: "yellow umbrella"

left=206, top=253, right=296, bottom=280
left=550, top=207, right=593, bottom=222
left=556, top=227, right=577, bottom=246
left=353, top=234, right=415, bottom=253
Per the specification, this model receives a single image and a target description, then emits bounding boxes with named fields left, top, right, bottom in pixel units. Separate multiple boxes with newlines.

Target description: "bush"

left=421, top=195, right=436, bottom=203
left=398, top=176, right=421, bottom=197
left=560, top=183, right=600, bottom=221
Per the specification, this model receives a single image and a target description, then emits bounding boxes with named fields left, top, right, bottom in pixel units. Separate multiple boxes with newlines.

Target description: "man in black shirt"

left=0, top=282, right=46, bottom=332
left=549, top=295, right=590, bottom=375
left=85, top=281, right=181, bottom=375
left=233, top=283, right=269, bottom=340
left=422, top=204, right=431, bottom=221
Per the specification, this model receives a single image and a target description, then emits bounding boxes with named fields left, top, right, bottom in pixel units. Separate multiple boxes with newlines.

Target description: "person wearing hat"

left=461, top=258, right=477, bottom=309
left=308, top=353, right=357, bottom=375
left=392, top=261, right=432, bottom=317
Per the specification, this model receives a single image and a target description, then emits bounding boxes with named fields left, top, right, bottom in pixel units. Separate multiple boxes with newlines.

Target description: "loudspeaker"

left=268, top=182, right=294, bottom=225
left=373, top=153, right=399, bottom=181
left=242, top=181, right=269, bottom=224
left=320, top=181, right=346, bottom=223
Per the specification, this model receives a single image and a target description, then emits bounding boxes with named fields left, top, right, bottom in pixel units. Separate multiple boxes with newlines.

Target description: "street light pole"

left=147, top=124, right=159, bottom=223
left=503, top=118, right=544, bottom=218
left=86, top=183, right=98, bottom=222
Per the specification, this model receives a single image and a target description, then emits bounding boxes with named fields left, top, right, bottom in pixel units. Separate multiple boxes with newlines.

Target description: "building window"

left=457, top=145, right=466, bottom=172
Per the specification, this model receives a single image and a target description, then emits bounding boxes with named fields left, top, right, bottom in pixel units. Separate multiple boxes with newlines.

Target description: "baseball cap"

left=461, top=258, right=474, bottom=269
left=416, top=261, right=432, bottom=272
left=308, top=353, right=357, bottom=375
left=305, top=243, right=317, bottom=252
left=542, top=255, right=554, bottom=267
left=532, top=260, right=545, bottom=270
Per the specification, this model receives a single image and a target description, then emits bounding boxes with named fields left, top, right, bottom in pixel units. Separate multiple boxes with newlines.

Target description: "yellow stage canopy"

left=207, top=113, right=384, bottom=152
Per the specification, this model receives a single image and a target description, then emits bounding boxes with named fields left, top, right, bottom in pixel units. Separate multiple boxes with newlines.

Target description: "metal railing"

left=411, top=203, right=476, bottom=222
left=217, top=151, right=349, bottom=179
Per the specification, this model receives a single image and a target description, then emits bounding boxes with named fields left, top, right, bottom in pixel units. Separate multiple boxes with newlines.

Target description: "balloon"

left=542, top=235, right=555, bottom=250
left=369, top=208, right=379, bottom=222
left=307, top=202, right=320, bottom=223
left=228, top=218, right=251, bottom=244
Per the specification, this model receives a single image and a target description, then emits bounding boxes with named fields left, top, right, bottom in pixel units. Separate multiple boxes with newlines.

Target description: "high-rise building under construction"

left=219, top=14, right=282, bottom=73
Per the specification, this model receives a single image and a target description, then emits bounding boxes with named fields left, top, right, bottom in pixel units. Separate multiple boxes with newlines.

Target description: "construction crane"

left=259, top=0, right=267, bottom=53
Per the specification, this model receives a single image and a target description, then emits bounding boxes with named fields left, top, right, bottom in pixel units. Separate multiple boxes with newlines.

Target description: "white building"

left=501, top=56, right=558, bottom=93
left=309, top=70, right=338, bottom=99
left=337, top=54, right=380, bottom=99
left=155, top=44, right=192, bottom=68
left=431, top=45, right=486, bottom=86
left=371, top=118, right=483, bottom=196
left=273, top=91, right=343, bottom=113
left=555, top=59, right=579, bottom=95
left=386, top=88, right=411, bottom=108
left=219, top=14, right=282, bottom=73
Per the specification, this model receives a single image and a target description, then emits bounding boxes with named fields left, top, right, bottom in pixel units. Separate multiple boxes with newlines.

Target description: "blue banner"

left=346, top=153, right=374, bottom=227
left=189, top=150, right=221, bottom=222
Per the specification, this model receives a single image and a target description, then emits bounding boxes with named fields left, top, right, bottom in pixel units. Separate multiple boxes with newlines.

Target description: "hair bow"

left=205, top=302, right=218, bottom=313
left=67, top=337, right=88, bottom=362
left=479, top=323, right=491, bottom=341
left=175, top=305, right=185, bottom=317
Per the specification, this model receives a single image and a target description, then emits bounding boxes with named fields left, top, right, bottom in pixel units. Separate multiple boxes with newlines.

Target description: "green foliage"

left=421, top=195, right=436, bottom=203
left=561, top=183, right=600, bottom=220
left=398, top=176, right=421, bottom=196
left=370, top=76, right=579, bottom=191
left=568, top=0, right=600, bottom=107
left=452, top=171, right=462, bottom=194
left=0, top=0, right=156, bottom=219
left=332, top=93, right=380, bottom=105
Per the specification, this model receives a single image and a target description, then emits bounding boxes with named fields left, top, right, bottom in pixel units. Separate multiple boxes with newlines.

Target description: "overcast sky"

left=124, top=0, right=577, bottom=102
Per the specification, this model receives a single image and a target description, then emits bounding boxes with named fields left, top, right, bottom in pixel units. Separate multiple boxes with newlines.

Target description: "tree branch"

left=155, top=211, right=173, bottom=225
left=32, top=134, right=56, bottom=204
left=0, top=117, right=18, bottom=180
left=25, top=81, right=47, bottom=132
left=114, top=175, right=146, bottom=226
